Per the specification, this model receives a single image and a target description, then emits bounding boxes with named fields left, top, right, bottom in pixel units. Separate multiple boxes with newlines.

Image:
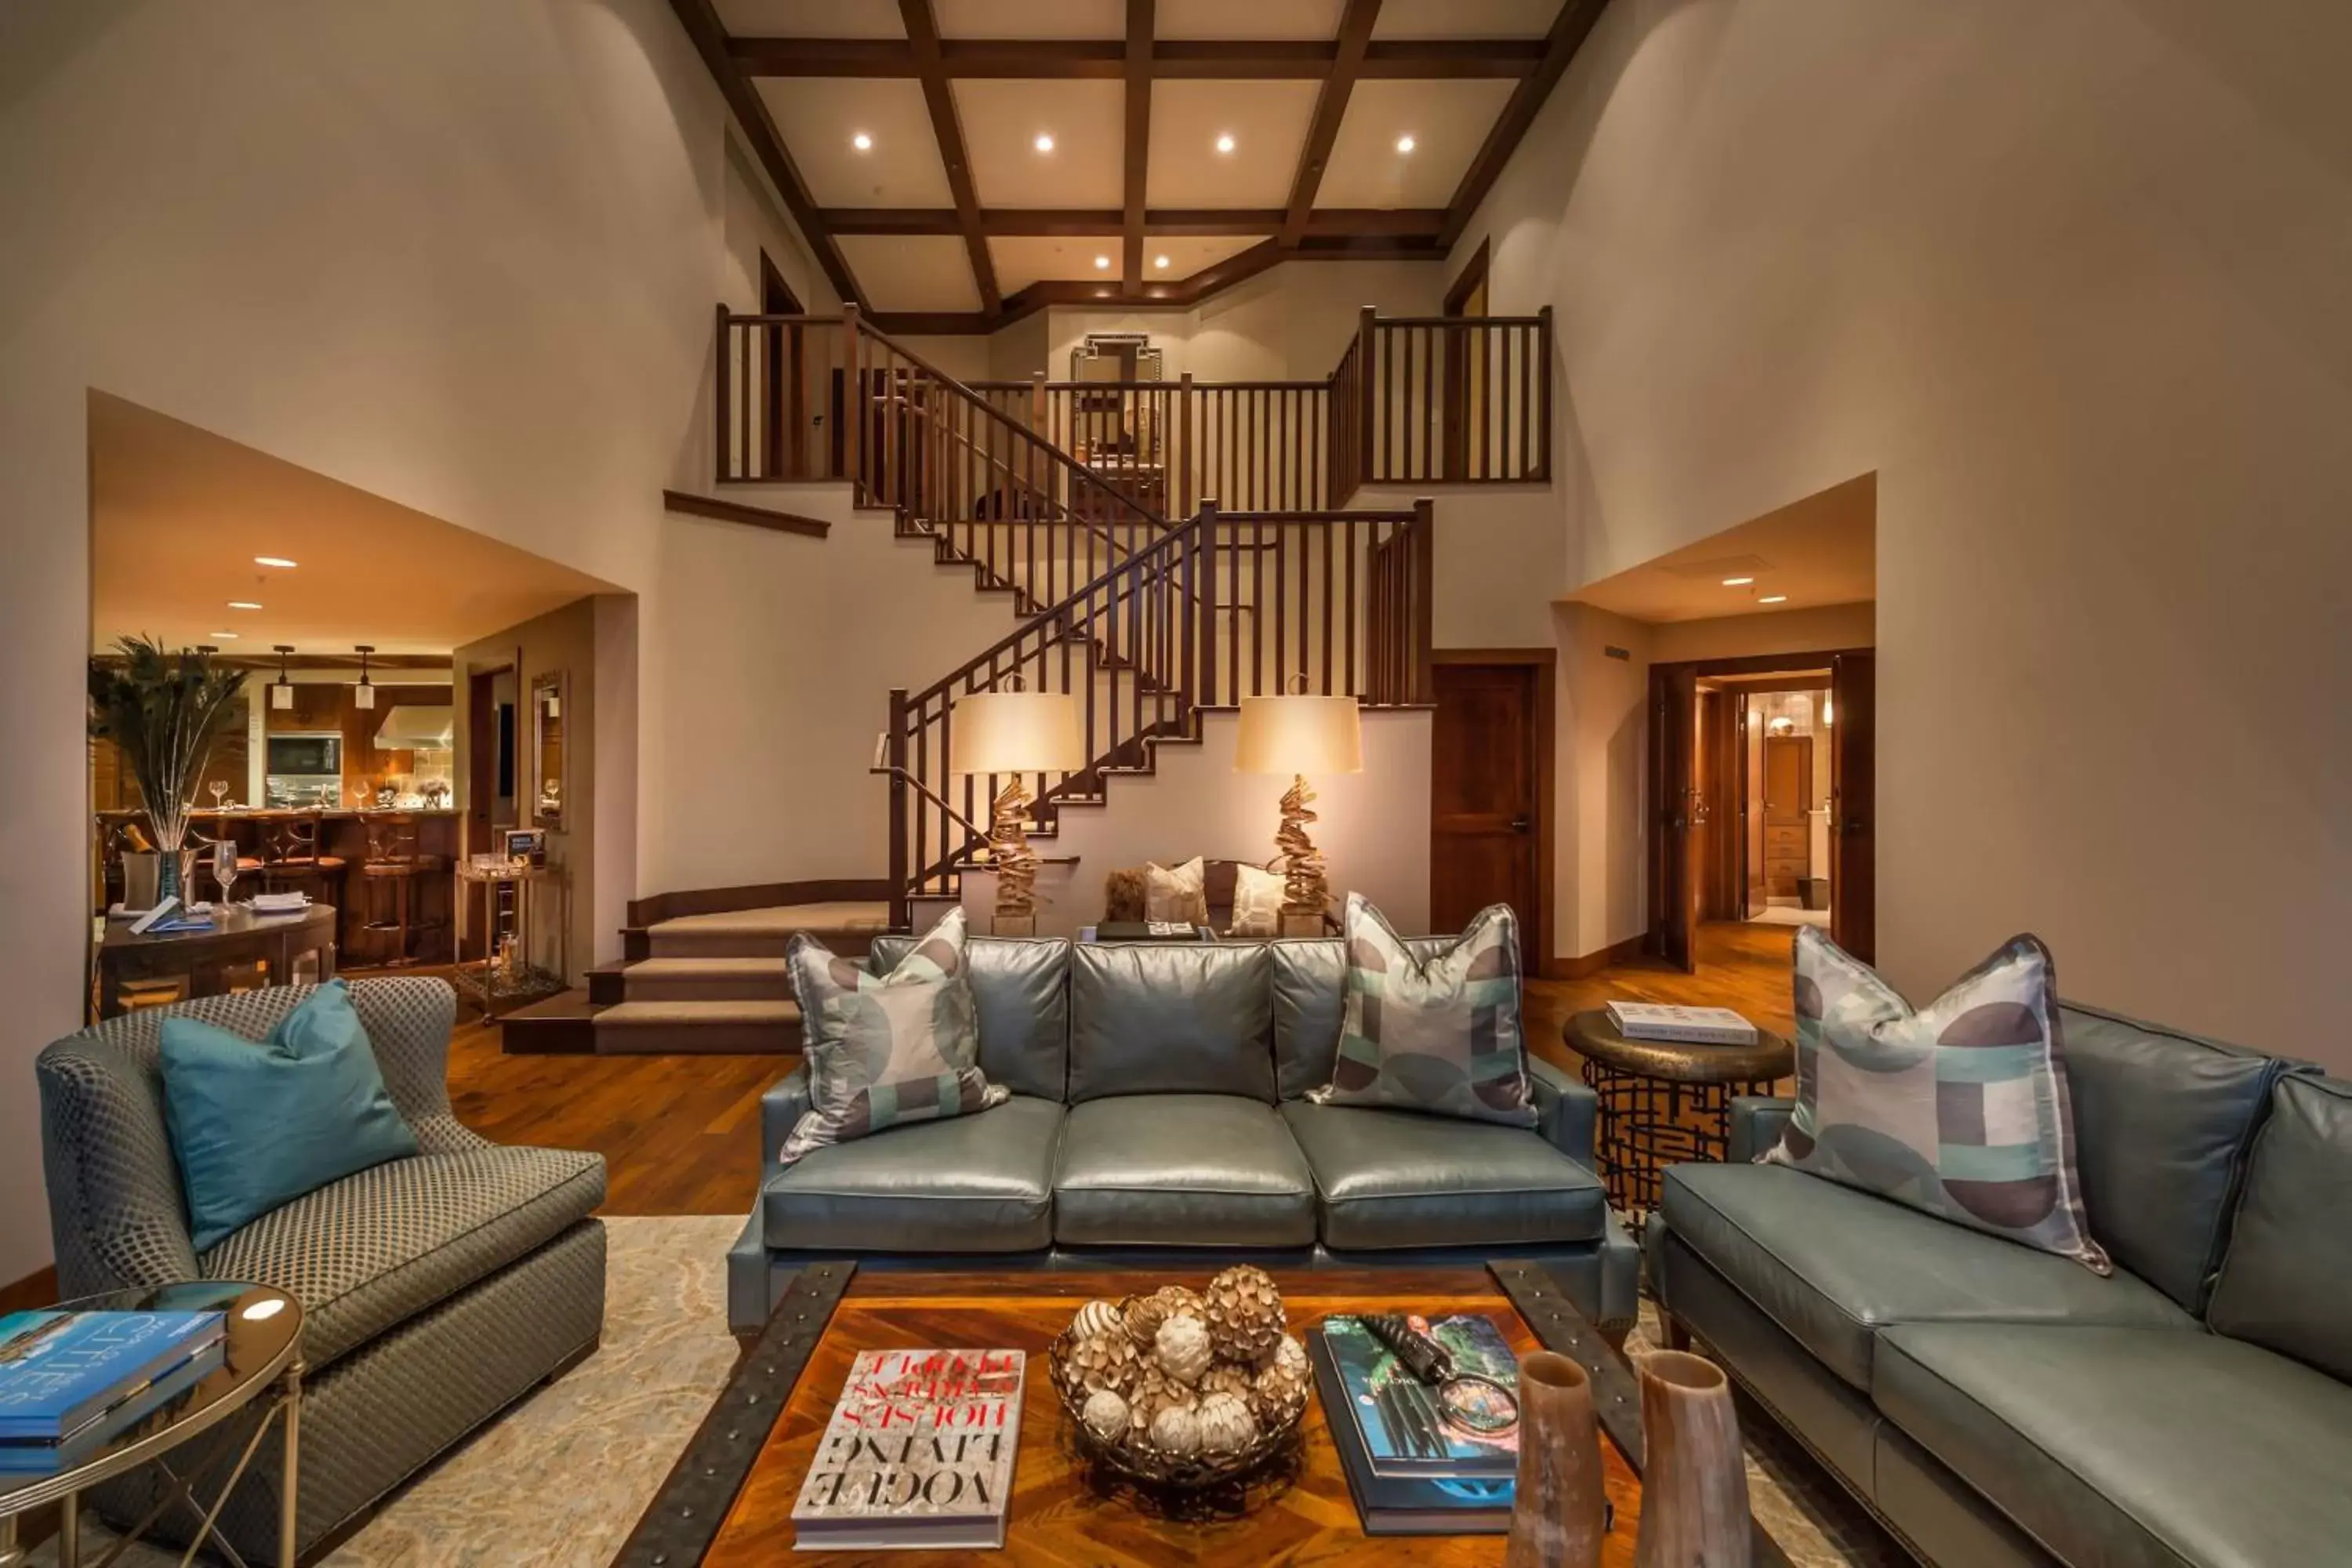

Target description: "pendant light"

left=354, top=645, right=376, bottom=710
left=270, top=645, right=296, bottom=711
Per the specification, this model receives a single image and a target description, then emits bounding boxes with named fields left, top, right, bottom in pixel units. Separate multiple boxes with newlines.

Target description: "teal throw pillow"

left=160, top=980, right=421, bottom=1251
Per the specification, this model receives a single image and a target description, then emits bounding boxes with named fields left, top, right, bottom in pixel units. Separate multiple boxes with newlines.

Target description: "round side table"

left=1563, top=1009, right=1795, bottom=1223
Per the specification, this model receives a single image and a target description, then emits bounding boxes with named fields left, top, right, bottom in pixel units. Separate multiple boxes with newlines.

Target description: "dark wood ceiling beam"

left=820, top=207, right=1449, bottom=238
left=1123, top=0, right=1153, bottom=283
left=1438, top=0, right=1609, bottom=250
left=898, top=0, right=1000, bottom=314
left=666, top=0, right=865, bottom=308
left=1279, top=0, right=1381, bottom=248
left=728, top=35, right=1541, bottom=80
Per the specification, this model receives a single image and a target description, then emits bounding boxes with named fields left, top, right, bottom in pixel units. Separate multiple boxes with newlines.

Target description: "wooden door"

left=1430, top=662, right=1541, bottom=955
left=1761, top=735, right=1814, bottom=897
left=1648, top=662, right=1701, bottom=971
left=1831, top=651, right=1877, bottom=961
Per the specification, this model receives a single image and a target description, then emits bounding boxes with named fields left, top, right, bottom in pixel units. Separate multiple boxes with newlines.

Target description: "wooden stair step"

left=621, top=956, right=793, bottom=1003
left=645, top=901, right=889, bottom=959
left=593, top=1000, right=802, bottom=1056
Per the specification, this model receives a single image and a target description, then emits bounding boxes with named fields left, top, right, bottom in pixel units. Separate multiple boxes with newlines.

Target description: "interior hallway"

left=447, top=920, right=1802, bottom=1218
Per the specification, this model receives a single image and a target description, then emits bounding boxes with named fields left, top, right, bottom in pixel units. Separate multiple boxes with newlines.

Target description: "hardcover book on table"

left=1308, top=1331, right=1512, bottom=1534
left=1319, top=1314, right=1520, bottom=1479
left=0, top=1310, right=226, bottom=1441
left=1603, top=1000, right=1759, bottom=1045
left=0, top=1341, right=225, bottom=1473
left=791, top=1348, right=1025, bottom=1551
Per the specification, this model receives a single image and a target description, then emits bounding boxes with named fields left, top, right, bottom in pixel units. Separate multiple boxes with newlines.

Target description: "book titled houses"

left=792, top=1348, right=1025, bottom=1551
left=1605, top=1001, right=1759, bottom=1045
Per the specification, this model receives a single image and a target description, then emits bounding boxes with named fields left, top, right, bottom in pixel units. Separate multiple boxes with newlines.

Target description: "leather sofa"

left=728, top=936, right=1639, bottom=1334
left=1647, top=1001, right=2352, bottom=1566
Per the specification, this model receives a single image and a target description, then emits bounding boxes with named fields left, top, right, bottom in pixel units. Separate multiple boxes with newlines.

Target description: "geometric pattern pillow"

left=1762, top=926, right=2110, bottom=1273
left=1305, top=892, right=1536, bottom=1127
left=779, top=906, right=1007, bottom=1166
left=1145, top=856, right=1210, bottom=925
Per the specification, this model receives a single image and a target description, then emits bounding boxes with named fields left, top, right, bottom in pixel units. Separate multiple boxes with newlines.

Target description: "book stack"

left=1605, top=1000, right=1759, bottom=1046
left=0, top=1308, right=227, bottom=1475
left=792, top=1348, right=1025, bottom=1551
left=1311, top=1315, right=1519, bottom=1534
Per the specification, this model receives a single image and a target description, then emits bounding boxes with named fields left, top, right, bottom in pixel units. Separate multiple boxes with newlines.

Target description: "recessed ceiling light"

left=1759, top=594, right=1789, bottom=604
left=1396, top=135, right=1417, bottom=154
left=209, top=630, right=239, bottom=639
left=1154, top=254, right=1171, bottom=270
left=254, top=556, right=296, bottom=569
left=227, top=601, right=263, bottom=611
left=1094, top=255, right=1111, bottom=270
left=1214, top=133, right=1236, bottom=154
left=1721, top=575, right=1753, bottom=586
left=851, top=132, right=873, bottom=152
left=1033, top=132, right=1055, bottom=154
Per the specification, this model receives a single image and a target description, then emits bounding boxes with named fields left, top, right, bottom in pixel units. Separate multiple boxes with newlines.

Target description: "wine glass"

left=213, top=838, right=241, bottom=910
left=209, top=779, right=229, bottom=814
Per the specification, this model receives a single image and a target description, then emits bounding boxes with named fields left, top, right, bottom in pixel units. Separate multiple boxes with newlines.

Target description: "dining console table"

left=96, top=903, right=339, bottom=1019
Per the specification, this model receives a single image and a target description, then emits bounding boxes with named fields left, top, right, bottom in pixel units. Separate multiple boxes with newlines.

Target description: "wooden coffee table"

left=616, top=1264, right=1791, bottom=1566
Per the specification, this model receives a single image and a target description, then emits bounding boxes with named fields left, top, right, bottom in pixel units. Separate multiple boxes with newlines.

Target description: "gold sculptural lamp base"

left=1236, top=685, right=1363, bottom=938
left=985, top=779, right=1042, bottom=934
left=1275, top=774, right=1330, bottom=927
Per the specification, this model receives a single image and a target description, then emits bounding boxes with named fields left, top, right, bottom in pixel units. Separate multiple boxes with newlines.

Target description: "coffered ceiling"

left=671, top=0, right=1609, bottom=330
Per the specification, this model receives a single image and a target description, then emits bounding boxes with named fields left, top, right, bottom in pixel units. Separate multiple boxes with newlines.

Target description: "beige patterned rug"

left=45, top=1222, right=1886, bottom=1566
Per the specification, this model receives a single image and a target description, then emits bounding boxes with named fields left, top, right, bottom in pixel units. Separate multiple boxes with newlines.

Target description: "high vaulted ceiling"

left=671, top=0, right=1608, bottom=331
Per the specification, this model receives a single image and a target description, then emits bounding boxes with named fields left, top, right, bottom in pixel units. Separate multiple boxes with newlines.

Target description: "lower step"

left=593, top=999, right=803, bottom=1055
left=620, top=956, right=793, bottom=1003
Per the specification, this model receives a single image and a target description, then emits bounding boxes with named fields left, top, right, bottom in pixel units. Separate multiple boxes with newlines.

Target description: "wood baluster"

left=713, top=307, right=731, bottom=484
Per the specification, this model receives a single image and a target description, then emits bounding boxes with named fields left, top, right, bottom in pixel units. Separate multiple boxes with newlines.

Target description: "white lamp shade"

left=354, top=683, right=375, bottom=710
left=952, top=690, right=1086, bottom=775
left=1235, top=694, right=1363, bottom=775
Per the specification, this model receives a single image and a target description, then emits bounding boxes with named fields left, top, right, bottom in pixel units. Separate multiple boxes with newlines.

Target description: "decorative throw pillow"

left=1104, top=866, right=1149, bottom=923
left=1762, top=927, right=2110, bottom=1272
left=1308, top=892, right=1536, bottom=1127
left=1227, top=862, right=1286, bottom=938
left=1145, top=857, right=1210, bottom=925
left=158, top=980, right=421, bottom=1252
left=780, top=906, right=1007, bottom=1165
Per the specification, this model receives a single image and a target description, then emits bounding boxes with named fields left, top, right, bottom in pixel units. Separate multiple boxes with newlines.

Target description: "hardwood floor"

left=443, top=921, right=1798, bottom=1220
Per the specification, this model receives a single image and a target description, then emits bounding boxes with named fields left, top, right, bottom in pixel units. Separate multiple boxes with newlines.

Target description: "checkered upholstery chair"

left=37, top=978, right=606, bottom=1564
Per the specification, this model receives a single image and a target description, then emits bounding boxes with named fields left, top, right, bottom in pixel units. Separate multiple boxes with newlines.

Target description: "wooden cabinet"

left=1762, top=735, right=1813, bottom=897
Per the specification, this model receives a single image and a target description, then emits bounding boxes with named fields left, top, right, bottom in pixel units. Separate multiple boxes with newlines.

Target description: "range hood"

left=375, top=705, right=455, bottom=750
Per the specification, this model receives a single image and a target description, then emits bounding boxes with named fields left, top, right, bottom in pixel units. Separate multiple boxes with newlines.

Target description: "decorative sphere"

left=1195, top=1391, right=1258, bottom=1453
left=1155, top=1313, right=1214, bottom=1385
left=1073, top=1298, right=1123, bottom=1340
left=1260, top=1333, right=1308, bottom=1377
left=1148, top=1403, right=1202, bottom=1456
left=1081, top=1388, right=1129, bottom=1442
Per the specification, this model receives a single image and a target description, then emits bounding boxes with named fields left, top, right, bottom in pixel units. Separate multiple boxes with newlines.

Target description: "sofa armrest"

left=1727, top=1096, right=1796, bottom=1163
left=36, top=1037, right=200, bottom=1295
left=759, top=1065, right=813, bottom=1169
left=1530, top=1056, right=1598, bottom=1169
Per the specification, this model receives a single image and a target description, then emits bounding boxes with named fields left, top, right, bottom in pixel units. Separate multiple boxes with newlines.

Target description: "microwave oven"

left=265, top=732, right=343, bottom=777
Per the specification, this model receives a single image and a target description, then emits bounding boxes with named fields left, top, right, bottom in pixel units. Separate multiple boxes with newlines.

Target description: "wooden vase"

left=1504, top=1351, right=1607, bottom=1568
left=1633, top=1351, right=1750, bottom=1568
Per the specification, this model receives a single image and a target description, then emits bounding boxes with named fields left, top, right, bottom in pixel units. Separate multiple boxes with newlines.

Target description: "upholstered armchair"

left=37, top=978, right=605, bottom=1565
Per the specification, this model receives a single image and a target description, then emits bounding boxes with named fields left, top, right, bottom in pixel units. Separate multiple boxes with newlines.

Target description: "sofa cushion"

left=761, top=1094, right=1061, bottom=1253
left=1875, top=1323, right=2352, bottom=1568
left=2207, top=1073, right=2352, bottom=1381
left=867, top=934, right=1069, bottom=1102
left=1068, top=944, right=1275, bottom=1103
left=1269, top=935, right=1457, bottom=1101
left=198, top=1143, right=604, bottom=1370
left=2060, top=1003, right=2287, bottom=1314
left=1661, top=1163, right=2190, bottom=1391
left=1281, top=1102, right=1605, bottom=1249
left=1053, top=1094, right=1313, bottom=1247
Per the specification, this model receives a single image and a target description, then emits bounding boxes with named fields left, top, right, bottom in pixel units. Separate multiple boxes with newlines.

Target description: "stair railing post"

left=887, top=688, right=911, bottom=931
left=713, top=303, right=733, bottom=485
left=1356, top=305, right=1378, bottom=488
left=844, top=303, right=864, bottom=505
left=1536, top=304, right=1555, bottom=483
left=1177, top=372, right=1195, bottom=521
left=1196, top=501, right=1218, bottom=710
left=1410, top=497, right=1436, bottom=705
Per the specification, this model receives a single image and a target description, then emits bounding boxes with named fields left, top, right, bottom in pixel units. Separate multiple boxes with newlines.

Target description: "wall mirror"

left=531, top=672, right=567, bottom=830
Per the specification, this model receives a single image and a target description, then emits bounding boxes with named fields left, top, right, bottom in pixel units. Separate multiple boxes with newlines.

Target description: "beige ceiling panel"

left=956, top=78, right=1124, bottom=209
left=713, top=0, right=906, bottom=37
left=1149, top=234, right=1265, bottom=277
left=1316, top=77, right=1515, bottom=207
left=837, top=234, right=983, bottom=312
left=755, top=78, right=952, bottom=207
left=936, top=0, right=1124, bottom=38
left=1371, top=0, right=1562, bottom=38
left=989, top=236, right=1128, bottom=292
left=1158, top=0, right=1343, bottom=39
left=1147, top=80, right=1316, bottom=208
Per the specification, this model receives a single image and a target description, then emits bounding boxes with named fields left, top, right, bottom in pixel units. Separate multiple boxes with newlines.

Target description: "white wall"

left=0, top=0, right=793, bottom=1287
left=960, top=707, right=1434, bottom=938
left=1452, top=0, right=2352, bottom=1057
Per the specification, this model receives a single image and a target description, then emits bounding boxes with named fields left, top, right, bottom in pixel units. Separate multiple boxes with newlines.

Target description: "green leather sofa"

left=1647, top=1003, right=2352, bottom=1566
left=728, top=936, right=1639, bottom=1334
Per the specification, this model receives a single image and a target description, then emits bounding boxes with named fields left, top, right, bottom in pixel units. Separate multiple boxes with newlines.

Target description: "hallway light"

left=1396, top=135, right=1417, bottom=154
left=1033, top=132, right=1055, bottom=153
left=1759, top=594, right=1788, bottom=604
left=851, top=132, right=873, bottom=151
left=1722, top=575, right=1753, bottom=586
left=255, top=556, right=297, bottom=569
left=1215, top=133, right=1236, bottom=154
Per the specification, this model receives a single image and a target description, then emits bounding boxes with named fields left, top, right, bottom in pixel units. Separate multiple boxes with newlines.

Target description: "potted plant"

left=89, top=637, right=246, bottom=908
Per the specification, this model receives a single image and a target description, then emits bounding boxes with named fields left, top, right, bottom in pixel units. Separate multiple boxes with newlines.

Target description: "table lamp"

left=1235, top=684, right=1363, bottom=936
left=952, top=684, right=1084, bottom=935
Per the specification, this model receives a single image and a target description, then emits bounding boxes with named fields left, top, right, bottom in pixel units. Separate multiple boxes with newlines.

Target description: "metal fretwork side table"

left=1564, top=1009, right=1795, bottom=1225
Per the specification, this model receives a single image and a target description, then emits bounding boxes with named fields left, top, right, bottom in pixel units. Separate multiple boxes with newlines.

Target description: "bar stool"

left=360, top=814, right=447, bottom=966
left=260, top=811, right=347, bottom=906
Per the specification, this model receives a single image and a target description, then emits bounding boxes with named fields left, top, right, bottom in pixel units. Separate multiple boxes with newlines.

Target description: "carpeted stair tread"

left=645, top=901, right=889, bottom=959
left=620, top=956, right=793, bottom=1003
left=596, top=1000, right=801, bottom=1025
